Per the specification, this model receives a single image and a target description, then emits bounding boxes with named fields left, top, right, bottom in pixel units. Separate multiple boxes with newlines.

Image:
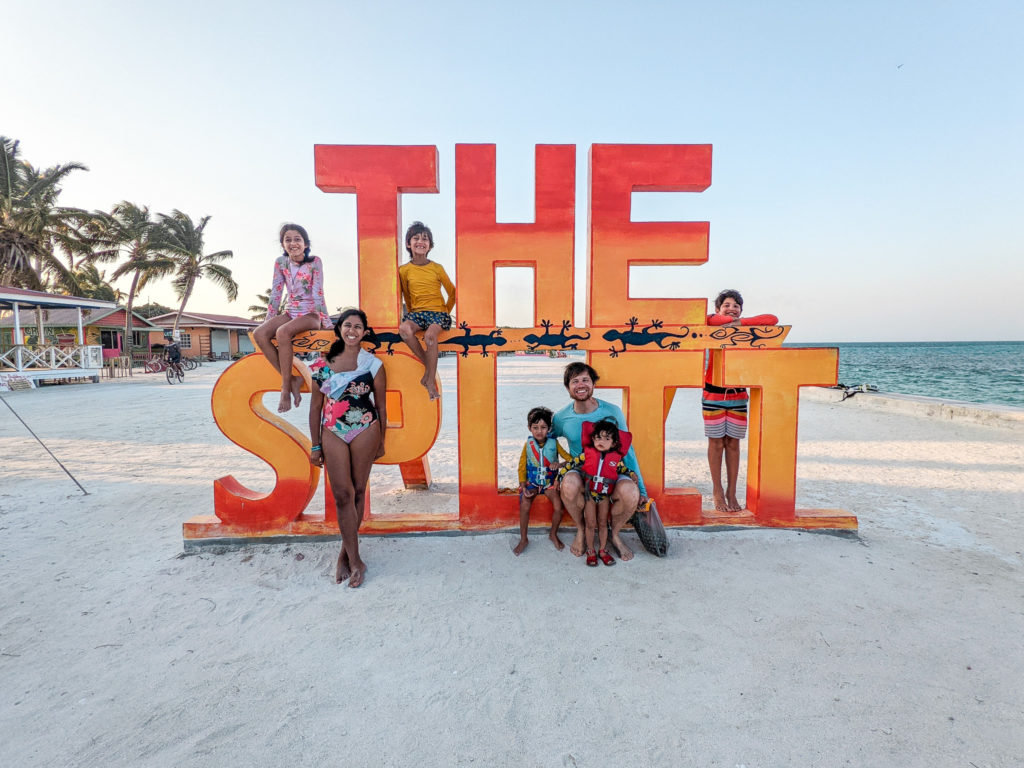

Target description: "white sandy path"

left=1, top=357, right=1022, bottom=767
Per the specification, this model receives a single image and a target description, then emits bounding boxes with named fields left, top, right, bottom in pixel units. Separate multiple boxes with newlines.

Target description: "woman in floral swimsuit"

left=253, top=223, right=332, bottom=413
left=308, top=308, right=386, bottom=588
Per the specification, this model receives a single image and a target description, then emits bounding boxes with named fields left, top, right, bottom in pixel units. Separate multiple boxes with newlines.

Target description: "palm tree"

left=0, top=136, right=96, bottom=291
left=134, top=301, right=173, bottom=319
left=155, top=210, right=237, bottom=332
left=91, top=202, right=176, bottom=370
left=248, top=288, right=277, bottom=321
left=70, top=263, right=122, bottom=302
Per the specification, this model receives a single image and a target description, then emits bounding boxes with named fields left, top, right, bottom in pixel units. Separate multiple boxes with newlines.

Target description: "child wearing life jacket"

left=514, top=407, right=573, bottom=556
left=558, top=419, right=638, bottom=567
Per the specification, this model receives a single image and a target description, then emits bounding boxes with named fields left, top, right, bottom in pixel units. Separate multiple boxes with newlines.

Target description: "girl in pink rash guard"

left=253, top=223, right=332, bottom=413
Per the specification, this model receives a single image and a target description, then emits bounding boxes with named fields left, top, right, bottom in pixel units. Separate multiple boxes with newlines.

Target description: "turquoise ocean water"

left=787, top=341, right=1024, bottom=409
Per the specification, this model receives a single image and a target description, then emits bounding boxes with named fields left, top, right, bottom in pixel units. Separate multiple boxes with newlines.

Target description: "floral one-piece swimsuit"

left=310, top=349, right=382, bottom=444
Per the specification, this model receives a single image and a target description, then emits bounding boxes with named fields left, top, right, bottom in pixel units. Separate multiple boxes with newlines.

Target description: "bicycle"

left=144, top=356, right=167, bottom=373
left=165, top=359, right=184, bottom=384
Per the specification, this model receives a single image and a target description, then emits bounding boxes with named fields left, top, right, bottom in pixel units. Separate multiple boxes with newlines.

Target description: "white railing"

left=0, top=344, right=103, bottom=372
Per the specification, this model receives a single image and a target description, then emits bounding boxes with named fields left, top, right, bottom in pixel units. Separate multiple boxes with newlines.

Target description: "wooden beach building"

left=146, top=311, right=258, bottom=359
left=0, top=286, right=129, bottom=389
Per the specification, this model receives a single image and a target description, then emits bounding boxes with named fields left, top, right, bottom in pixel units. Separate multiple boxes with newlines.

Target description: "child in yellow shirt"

left=397, top=221, right=456, bottom=400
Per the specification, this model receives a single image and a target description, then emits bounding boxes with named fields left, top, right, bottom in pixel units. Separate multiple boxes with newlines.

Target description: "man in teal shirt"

left=551, top=361, right=646, bottom=561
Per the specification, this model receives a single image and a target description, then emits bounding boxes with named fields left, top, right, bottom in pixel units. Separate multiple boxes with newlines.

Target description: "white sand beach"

left=2, top=356, right=1023, bottom=767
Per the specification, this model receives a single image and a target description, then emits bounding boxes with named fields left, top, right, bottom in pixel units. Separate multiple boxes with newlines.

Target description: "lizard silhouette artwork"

left=291, top=335, right=333, bottom=354
left=708, top=324, right=787, bottom=349
left=441, top=322, right=508, bottom=357
left=367, top=331, right=405, bottom=355
left=522, top=319, right=591, bottom=350
left=602, top=317, right=692, bottom=357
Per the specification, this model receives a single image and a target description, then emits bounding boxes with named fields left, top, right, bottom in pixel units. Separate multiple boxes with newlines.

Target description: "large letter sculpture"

left=184, top=144, right=855, bottom=545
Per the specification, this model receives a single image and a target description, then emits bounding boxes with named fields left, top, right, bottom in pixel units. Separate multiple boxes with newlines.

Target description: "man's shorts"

left=402, top=311, right=452, bottom=331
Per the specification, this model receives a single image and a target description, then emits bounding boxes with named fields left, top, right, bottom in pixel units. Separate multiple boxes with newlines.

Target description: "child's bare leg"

left=422, top=324, right=443, bottom=400
left=399, top=321, right=428, bottom=371
left=597, top=498, right=611, bottom=553
left=707, top=436, right=727, bottom=512
left=544, top=487, right=565, bottom=550
left=274, top=314, right=319, bottom=413
left=254, top=313, right=292, bottom=377
left=583, top=498, right=597, bottom=555
left=724, top=435, right=743, bottom=511
left=514, top=490, right=533, bottom=556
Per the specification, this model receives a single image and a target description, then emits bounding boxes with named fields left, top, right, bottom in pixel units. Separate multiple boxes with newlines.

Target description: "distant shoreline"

left=802, top=386, right=1024, bottom=429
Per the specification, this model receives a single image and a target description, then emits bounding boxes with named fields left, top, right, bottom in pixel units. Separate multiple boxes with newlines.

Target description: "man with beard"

left=551, top=361, right=647, bottom=561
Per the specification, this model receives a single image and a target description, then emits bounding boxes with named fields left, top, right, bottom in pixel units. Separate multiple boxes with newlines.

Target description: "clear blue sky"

left=7, top=1, right=1023, bottom=341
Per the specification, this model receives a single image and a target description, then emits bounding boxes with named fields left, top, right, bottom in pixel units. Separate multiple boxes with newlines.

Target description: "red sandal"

left=585, top=549, right=598, bottom=567
left=598, top=549, right=615, bottom=566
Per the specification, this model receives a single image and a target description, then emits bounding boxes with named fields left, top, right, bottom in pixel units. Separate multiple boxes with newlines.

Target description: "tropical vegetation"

left=154, top=210, right=238, bottom=332
left=1, top=136, right=95, bottom=292
left=1, top=136, right=239, bottom=363
left=248, top=288, right=278, bottom=321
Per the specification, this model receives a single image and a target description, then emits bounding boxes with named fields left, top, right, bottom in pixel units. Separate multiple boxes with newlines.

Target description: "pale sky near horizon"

left=6, top=1, right=1023, bottom=342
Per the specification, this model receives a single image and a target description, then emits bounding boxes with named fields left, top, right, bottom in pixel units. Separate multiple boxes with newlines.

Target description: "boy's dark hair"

left=590, top=418, right=621, bottom=451
left=279, top=223, right=312, bottom=260
left=404, top=221, right=434, bottom=258
left=714, top=289, right=743, bottom=311
left=563, top=361, right=599, bottom=390
left=332, top=307, right=378, bottom=347
left=527, top=406, right=553, bottom=428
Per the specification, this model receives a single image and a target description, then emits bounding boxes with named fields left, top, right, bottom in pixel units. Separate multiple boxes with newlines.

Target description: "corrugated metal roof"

left=0, top=286, right=119, bottom=311
left=147, top=311, right=258, bottom=328
left=0, top=307, right=161, bottom=329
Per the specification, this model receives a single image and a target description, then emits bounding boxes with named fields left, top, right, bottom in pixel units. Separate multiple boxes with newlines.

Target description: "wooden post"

left=13, top=304, right=22, bottom=371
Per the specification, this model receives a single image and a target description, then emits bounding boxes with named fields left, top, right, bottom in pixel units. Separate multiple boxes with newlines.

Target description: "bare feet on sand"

left=570, top=533, right=585, bottom=557
left=335, top=549, right=351, bottom=583
left=549, top=529, right=565, bottom=551
left=348, top=563, right=366, bottom=588
left=513, top=537, right=528, bottom=556
left=712, top=488, right=728, bottom=513
left=611, top=534, right=634, bottom=562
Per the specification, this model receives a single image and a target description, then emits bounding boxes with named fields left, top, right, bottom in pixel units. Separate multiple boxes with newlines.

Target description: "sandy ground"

left=1, top=356, right=1023, bottom=767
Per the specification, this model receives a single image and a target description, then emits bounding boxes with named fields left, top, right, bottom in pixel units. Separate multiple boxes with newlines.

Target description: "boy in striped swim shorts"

left=703, top=289, right=778, bottom=513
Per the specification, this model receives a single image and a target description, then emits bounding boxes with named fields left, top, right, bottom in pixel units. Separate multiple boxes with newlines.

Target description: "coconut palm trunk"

left=173, top=282, right=195, bottom=333
left=90, top=202, right=175, bottom=376
left=153, top=210, right=237, bottom=346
